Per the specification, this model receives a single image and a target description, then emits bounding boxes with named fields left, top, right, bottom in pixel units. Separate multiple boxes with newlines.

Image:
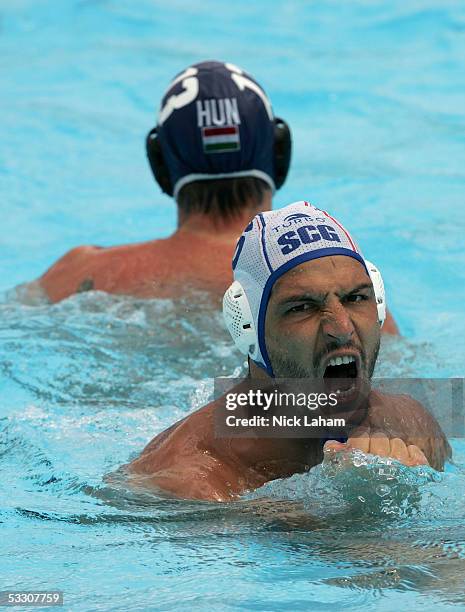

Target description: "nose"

left=320, top=299, right=355, bottom=346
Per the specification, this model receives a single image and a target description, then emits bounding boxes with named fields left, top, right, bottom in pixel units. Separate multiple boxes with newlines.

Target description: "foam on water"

left=1, top=288, right=465, bottom=609
left=2, top=0, right=465, bottom=609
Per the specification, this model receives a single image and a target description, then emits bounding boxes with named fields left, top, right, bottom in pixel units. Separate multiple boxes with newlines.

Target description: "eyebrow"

left=276, top=282, right=373, bottom=306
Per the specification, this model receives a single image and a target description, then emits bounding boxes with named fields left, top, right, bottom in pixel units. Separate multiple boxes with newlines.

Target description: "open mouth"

left=322, top=354, right=359, bottom=399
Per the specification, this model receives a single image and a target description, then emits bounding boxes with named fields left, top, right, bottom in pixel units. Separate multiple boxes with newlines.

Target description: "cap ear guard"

left=146, top=127, right=173, bottom=196
left=364, top=260, right=386, bottom=327
left=223, top=281, right=258, bottom=358
left=273, top=117, right=291, bottom=190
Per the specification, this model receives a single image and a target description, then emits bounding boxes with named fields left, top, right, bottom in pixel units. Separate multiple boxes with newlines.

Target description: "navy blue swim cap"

left=155, top=61, right=277, bottom=199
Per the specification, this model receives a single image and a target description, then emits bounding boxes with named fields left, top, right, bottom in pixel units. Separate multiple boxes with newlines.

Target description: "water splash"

left=246, top=445, right=446, bottom=521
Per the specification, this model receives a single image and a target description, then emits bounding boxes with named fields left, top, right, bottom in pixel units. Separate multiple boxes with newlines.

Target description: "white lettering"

left=158, top=70, right=199, bottom=125
left=225, top=393, right=237, bottom=411
left=196, top=99, right=211, bottom=127
left=167, top=66, right=198, bottom=90
left=328, top=393, right=338, bottom=406
left=263, top=392, right=274, bottom=411
left=197, top=98, right=241, bottom=127
left=226, top=415, right=270, bottom=427
left=225, top=62, right=243, bottom=75
left=211, top=99, right=225, bottom=126
left=158, top=62, right=270, bottom=128
left=272, top=415, right=301, bottom=427
left=225, top=98, right=241, bottom=125
left=231, top=73, right=273, bottom=120
left=303, top=415, right=346, bottom=427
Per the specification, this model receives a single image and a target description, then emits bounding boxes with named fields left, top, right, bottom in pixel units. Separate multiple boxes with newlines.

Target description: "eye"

left=287, top=303, right=316, bottom=314
left=346, top=293, right=369, bottom=303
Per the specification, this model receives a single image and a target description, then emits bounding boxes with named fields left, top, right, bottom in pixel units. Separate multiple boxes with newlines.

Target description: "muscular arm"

left=128, top=455, right=239, bottom=502
left=125, top=407, right=245, bottom=502
left=127, top=443, right=240, bottom=502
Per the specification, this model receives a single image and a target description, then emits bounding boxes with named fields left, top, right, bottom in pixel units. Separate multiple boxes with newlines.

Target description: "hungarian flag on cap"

left=202, top=126, right=240, bottom=153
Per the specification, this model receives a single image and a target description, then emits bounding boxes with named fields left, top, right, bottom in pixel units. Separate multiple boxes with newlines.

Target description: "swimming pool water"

left=1, top=1, right=465, bottom=610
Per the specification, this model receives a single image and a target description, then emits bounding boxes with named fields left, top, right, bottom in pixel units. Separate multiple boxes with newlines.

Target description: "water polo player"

left=125, top=201, right=450, bottom=501
left=30, top=61, right=291, bottom=302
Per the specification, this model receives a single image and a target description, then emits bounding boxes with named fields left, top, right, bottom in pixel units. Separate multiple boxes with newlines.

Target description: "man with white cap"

left=126, top=201, right=450, bottom=501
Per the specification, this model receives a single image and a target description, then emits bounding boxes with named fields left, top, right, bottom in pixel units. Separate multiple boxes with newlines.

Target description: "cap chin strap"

left=223, top=260, right=386, bottom=361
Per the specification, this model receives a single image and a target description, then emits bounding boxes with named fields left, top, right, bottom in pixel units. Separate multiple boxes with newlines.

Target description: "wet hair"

left=176, top=177, right=271, bottom=220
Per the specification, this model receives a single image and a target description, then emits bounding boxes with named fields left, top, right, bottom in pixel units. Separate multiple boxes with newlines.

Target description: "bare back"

left=38, top=231, right=236, bottom=303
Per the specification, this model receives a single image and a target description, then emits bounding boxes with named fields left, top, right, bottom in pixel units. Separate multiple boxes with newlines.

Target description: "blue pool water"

left=1, top=0, right=465, bottom=610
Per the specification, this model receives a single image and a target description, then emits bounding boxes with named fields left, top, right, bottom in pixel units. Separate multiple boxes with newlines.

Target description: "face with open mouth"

left=264, top=256, right=380, bottom=417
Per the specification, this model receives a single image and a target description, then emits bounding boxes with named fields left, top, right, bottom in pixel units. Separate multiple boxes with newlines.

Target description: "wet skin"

left=29, top=201, right=398, bottom=335
left=36, top=227, right=239, bottom=304
left=126, top=256, right=450, bottom=501
left=265, top=255, right=381, bottom=380
left=33, top=200, right=270, bottom=304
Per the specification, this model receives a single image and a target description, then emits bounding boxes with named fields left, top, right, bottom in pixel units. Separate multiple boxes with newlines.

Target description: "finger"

left=369, top=432, right=390, bottom=457
left=407, top=445, right=429, bottom=466
left=347, top=427, right=370, bottom=453
left=390, top=438, right=409, bottom=464
left=323, top=440, right=347, bottom=453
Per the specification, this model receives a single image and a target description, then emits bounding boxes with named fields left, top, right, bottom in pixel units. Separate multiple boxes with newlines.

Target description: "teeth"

left=328, top=355, right=355, bottom=367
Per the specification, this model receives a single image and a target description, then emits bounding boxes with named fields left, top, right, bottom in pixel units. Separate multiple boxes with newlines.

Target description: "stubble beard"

left=269, top=337, right=381, bottom=380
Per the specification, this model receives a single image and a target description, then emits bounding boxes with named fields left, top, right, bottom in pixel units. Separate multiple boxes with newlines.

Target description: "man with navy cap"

left=28, top=60, right=398, bottom=333
left=31, top=61, right=292, bottom=303
left=125, top=201, right=450, bottom=501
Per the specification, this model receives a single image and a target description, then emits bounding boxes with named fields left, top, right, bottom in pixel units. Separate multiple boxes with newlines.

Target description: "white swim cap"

left=223, top=200, right=385, bottom=375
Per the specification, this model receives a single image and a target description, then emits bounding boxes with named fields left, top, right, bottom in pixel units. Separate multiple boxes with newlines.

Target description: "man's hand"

left=324, top=429, right=429, bottom=467
left=363, top=390, right=451, bottom=471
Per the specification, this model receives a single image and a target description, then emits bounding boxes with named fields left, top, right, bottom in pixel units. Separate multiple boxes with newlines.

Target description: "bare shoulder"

left=47, top=245, right=101, bottom=268
left=125, top=403, right=239, bottom=501
left=128, top=466, right=236, bottom=502
left=369, top=390, right=440, bottom=427
left=40, top=245, right=101, bottom=280
left=367, top=389, right=452, bottom=470
left=38, top=245, right=102, bottom=302
left=37, top=235, right=179, bottom=302
left=127, top=450, right=237, bottom=502
left=127, top=404, right=212, bottom=471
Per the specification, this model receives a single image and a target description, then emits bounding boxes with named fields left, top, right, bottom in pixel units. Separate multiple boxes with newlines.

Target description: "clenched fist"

left=324, top=429, right=429, bottom=467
